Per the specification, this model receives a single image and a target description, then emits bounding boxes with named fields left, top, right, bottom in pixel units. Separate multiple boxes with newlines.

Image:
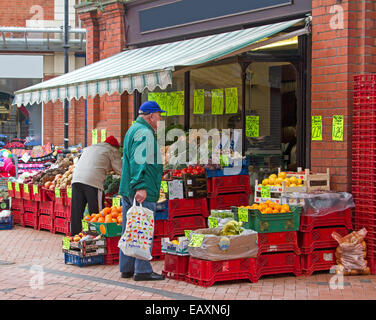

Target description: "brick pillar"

left=78, top=1, right=133, bottom=146
left=311, top=0, right=376, bottom=192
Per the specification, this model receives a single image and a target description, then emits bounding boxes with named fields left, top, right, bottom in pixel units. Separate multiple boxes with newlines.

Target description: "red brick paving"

left=1, top=226, right=376, bottom=300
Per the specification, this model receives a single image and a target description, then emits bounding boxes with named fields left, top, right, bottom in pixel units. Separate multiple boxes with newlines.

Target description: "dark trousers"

left=70, top=182, right=104, bottom=236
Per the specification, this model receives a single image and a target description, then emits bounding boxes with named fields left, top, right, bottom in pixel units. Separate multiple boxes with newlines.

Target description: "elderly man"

left=118, top=100, right=165, bottom=281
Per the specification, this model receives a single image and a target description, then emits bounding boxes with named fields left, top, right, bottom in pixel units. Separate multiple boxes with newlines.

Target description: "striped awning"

left=13, top=17, right=307, bottom=107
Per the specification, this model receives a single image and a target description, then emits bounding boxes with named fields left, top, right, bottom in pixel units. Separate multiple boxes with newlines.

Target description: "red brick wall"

left=311, top=0, right=376, bottom=192
left=0, top=0, right=54, bottom=27
left=79, top=2, right=133, bottom=146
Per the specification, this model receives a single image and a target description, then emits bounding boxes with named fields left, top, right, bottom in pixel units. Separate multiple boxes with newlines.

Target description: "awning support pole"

left=63, top=0, right=70, bottom=151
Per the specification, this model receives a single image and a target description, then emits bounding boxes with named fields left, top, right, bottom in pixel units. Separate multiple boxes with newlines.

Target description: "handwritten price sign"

left=312, top=116, right=322, bottom=141
left=246, top=116, right=259, bottom=137
left=238, top=207, right=249, bottom=222
left=225, top=87, right=238, bottom=114
left=193, top=89, right=205, bottom=114
left=211, top=89, right=224, bottom=115
left=188, top=233, right=205, bottom=248
left=101, top=129, right=107, bottom=142
left=92, top=129, right=98, bottom=145
left=332, top=115, right=344, bottom=141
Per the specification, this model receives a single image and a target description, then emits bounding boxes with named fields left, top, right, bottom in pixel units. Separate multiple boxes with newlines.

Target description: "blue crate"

left=64, top=253, right=104, bottom=267
left=155, top=201, right=168, bottom=220
left=0, top=215, right=13, bottom=230
left=205, top=166, right=249, bottom=178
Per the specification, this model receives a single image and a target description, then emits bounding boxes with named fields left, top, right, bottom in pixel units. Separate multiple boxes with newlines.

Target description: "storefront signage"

left=312, top=116, right=322, bottom=141
left=92, top=129, right=98, bottom=145
left=246, top=115, right=259, bottom=137
left=193, top=89, right=205, bottom=114
left=139, top=0, right=292, bottom=33
left=211, top=89, right=224, bottom=115
left=101, top=129, right=107, bottom=142
left=225, top=87, right=238, bottom=114
left=148, top=91, right=184, bottom=116
left=332, top=115, right=344, bottom=141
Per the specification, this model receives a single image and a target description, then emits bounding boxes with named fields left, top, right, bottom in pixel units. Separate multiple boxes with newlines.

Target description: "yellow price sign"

left=238, top=207, right=249, bottom=222
left=101, top=129, right=107, bottom=142
left=23, top=184, right=29, bottom=194
left=246, top=116, right=259, bottom=137
left=211, top=89, right=224, bottom=115
left=55, top=188, right=61, bottom=198
left=261, top=186, right=271, bottom=198
left=33, top=185, right=39, bottom=194
left=193, top=89, right=205, bottom=114
left=7, top=182, right=12, bottom=191
left=62, top=237, right=71, bottom=250
left=161, top=181, right=168, bottom=193
left=184, top=230, right=192, bottom=240
left=15, top=183, right=20, bottom=192
left=225, top=87, right=238, bottom=114
left=312, top=116, right=322, bottom=141
left=188, top=233, right=205, bottom=248
left=92, top=129, right=98, bottom=145
left=332, top=115, right=344, bottom=141
left=82, top=219, right=89, bottom=232
left=113, top=197, right=121, bottom=208
left=67, top=187, right=72, bottom=198
left=208, top=217, right=218, bottom=228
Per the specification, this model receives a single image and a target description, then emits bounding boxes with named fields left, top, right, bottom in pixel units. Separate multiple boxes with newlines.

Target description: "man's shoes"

left=133, top=272, right=165, bottom=281
left=121, top=272, right=134, bottom=278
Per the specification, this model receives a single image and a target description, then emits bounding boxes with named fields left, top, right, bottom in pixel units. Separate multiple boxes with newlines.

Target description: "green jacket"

left=119, top=117, right=163, bottom=202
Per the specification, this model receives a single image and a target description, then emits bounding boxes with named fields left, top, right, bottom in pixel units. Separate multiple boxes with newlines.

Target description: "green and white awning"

left=13, top=17, right=308, bottom=107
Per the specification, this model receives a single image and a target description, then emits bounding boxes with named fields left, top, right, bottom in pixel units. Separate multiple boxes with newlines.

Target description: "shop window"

left=245, top=62, right=298, bottom=184
left=141, top=72, right=185, bottom=132
left=189, top=63, right=242, bottom=131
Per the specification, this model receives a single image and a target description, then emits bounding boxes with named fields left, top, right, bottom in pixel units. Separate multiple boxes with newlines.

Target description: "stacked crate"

left=22, top=184, right=39, bottom=229
left=38, top=187, right=55, bottom=233
left=298, top=208, right=353, bottom=276
left=352, top=74, right=376, bottom=274
left=206, top=159, right=251, bottom=211
left=8, top=182, right=23, bottom=225
left=53, top=188, right=72, bottom=236
left=152, top=201, right=169, bottom=261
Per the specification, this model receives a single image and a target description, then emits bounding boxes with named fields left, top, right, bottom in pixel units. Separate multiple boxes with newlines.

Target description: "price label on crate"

left=33, top=185, right=39, bottom=194
left=220, top=155, right=229, bottom=167
left=82, top=219, right=89, bottom=232
left=161, top=181, right=168, bottom=193
left=113, top=197, right=121, bottom=208
left=67, top=187, right=72, bottom=198
left=261, top=185, right=271, bottom=198
left=238, top=207, right=249, bottom=222
left=62, top=237, right=71, bottom=250
left=208, top=216, right=218, bottom=228
left=15, top=183, right=20, bottom=192
left=23, top=184, right=29, bottom=194
left=188, top=233, right=205, bottom=248
left=7, top=182, right=12, bottom=191
left=55, top=188, right=61, bottom=198
left=184, top=230, right=192, bottom=240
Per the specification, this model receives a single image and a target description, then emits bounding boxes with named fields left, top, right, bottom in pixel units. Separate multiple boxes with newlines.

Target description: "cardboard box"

left=188, top=227, right=258, bottom=261
left=168, top=180, right=184, bottom=199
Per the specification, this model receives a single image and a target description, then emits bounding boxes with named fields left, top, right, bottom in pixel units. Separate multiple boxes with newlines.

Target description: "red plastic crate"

left=154, top=219, right=168, bottom=237
left=186, top=257, right=257, bottom=287
left=38, top=214, right=54, bottom=232
left=168, top=198, right=209, bottom=218
left=207, top=175, right=251, bottom=198
left=167, top=215, right=207, bottom=239
left=7, top=182, right=15, bottom=198
left=255, top=252, right=302, bottom=281
left=14, top=183, right=23, bottom=199
left=23, top=200, right=39, bottom=214
left=104, top=253, right=119, bottom=265
left=38, top=200, right=54, bottom=216
left=54, top=217, right=71, bottom=236
left=11, top=209, right=23, bottom=225
left=105, top=236, right=120, bottom=255
left=208, top=192, right=249, bottom=210
left=258, top=231, right=300, bottom=255
left=152, top=237, right=162, bottom=257
left=42, top=188, right=55, bottom=202
left=162, top=253, right=190, bottom=281
left=11, top=197, right=23, bottom=211
left=22, top=211, right=38, bottom=229
left=22, top=184, right=33, bottom=201
left=54, top=203, right=71, bottom=220
left=298, top=226, right=349, bottom=255
left=300, top=209, right=352, bottom=232
left=301, top=248, right=337, bottom=276
left=31, top=185, right=42, bottom=202
left=55, top=188, right=67, bottom=206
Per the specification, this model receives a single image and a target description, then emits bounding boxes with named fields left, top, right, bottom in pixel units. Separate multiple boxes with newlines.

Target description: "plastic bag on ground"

left=118, top=199, right=154, bottom=261
left=332, top=228, right=370, bottom=275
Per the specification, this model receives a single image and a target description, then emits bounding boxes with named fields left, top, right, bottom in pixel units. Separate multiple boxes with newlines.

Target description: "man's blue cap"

left=139, top=101, right=166, bottom=114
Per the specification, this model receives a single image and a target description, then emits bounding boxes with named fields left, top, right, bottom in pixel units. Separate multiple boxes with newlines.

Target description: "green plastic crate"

left=231, top=205, right=301, bottom=233
left=88, top=222, right=123, bottom=237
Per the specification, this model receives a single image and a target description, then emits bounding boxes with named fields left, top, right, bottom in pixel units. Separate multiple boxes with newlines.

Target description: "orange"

left=117, top=207, right=123, bottom=213
left=259, top=203, right=267, bottom=210
left=112, top=218, right=117, bottom=223
left=264, top=207, right=273, bottom=214
left=111, top=212, right=119, bottom=219
left=280, top=208, right=289, bottom=213
left=104, top=216, right=112, bottom=223
left=281, top=204, right=290, bottom=212
left=91, top=217, right=98, bottom=223
left=250, top=204, right=259, bottom=209
left=98, top=217, right=105, bottom=223
left=117, top=216, right=123, bottom=224
left=103, top=207, right=112, bottom=215
left=91, top=213, right=96, bottom=217
left=265, top=200, right=273, bottom=206
left=272, top=209, right=279, bottom=214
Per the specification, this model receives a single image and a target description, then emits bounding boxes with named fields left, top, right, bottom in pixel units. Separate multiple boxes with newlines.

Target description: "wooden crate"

left=278, top=167, right=330, bottom=192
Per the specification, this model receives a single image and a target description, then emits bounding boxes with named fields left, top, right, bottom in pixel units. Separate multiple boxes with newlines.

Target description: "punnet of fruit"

left=84, top=206, right=123, bottom=225
left=239, top=200, right=291, bottom=214
left=260, top=171, right=303, bottom=187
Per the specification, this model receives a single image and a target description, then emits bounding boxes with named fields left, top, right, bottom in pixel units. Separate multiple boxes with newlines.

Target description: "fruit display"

left=220, top=220, right=244, bottom=236
left=172, top=165, right=205, bottom=178
left=85, top=205, right=123, bottom=225
left=65, top=232, right=93, bottom=243
left=241, top=200, right=291, bottom=214
left=260, top=172, right=303, bottom=187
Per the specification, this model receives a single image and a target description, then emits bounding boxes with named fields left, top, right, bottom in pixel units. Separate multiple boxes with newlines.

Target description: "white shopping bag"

left=118, top=199, right=155, bottom=261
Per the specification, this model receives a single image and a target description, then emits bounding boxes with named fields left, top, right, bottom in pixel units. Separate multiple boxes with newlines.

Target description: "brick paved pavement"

left=1, top=226, right=376, bottom=300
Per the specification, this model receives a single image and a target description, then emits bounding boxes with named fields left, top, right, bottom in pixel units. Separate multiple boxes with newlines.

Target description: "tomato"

left=195, top=165, right=201, bottom=171
left=192, top=169, right=199, bottom=175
